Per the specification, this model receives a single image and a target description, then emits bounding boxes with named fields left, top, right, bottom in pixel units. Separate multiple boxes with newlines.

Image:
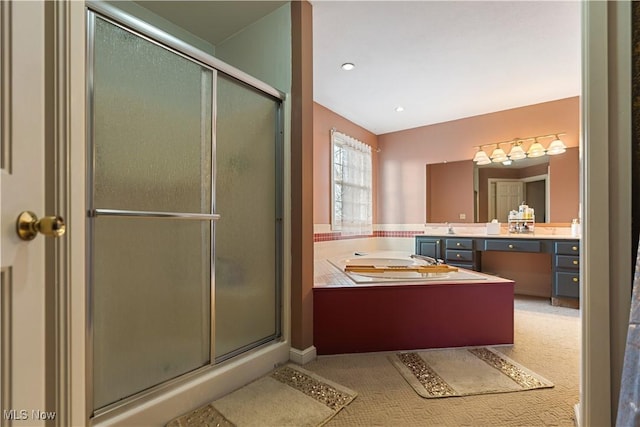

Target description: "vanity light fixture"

left=508, top=141, right=527, bottom=160
left=546, top=135, right=567, bottom=155
left=527, top=139, right=546, bottom=158
left=490, top=146, right=508, bottom=163
left=472, top=133, right=568, bottom=165
left=341, top=62, right=355, bottom=71
left=473, top=148, right=492, bottom=165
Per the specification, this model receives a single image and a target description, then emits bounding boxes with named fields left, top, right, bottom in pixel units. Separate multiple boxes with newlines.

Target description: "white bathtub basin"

left=341, top=257, right=415, bottom=267
left=331, top=251, right=453, bottom=281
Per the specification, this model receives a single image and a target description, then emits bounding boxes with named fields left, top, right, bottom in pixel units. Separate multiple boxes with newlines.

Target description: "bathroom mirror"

left=476, top=157, right=550, bottom=223
left=426, top=146, right=579, bottom=224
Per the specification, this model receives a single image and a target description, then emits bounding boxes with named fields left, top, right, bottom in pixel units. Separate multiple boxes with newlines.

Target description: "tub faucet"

left=410, top=254, right=443, bottom=265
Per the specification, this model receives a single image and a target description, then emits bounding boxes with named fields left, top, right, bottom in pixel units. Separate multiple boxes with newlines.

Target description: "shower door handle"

left=16, top=211, right=66, bottom=241
left=90, top=209, right=221, bottom=221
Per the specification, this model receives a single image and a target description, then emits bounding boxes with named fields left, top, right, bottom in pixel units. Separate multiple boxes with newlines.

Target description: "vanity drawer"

left=555, top=272, right=580, bottom=298
left=556, top=255, right=580, bottom=270
left=447, top=261, right=475, bottom=270
left=446, top=238, right=474, bottom=250
left=445, top=249, right=473, bottom=262
left=484, top=239, right=541, bottom=253
left=555, top=241, right=580, bottom=255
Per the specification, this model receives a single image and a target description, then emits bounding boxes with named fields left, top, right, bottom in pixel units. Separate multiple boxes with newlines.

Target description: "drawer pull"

left=573, top=260, right=579, bottom=265
left=572, top=277, right=579, bottom=283
left=456, top=242, right=461, bottom=247
left=456, top=253, right=461, bottom=258
left=572, top=246, right=578, bottom=251
left=508, top=244, right=514, bottom=249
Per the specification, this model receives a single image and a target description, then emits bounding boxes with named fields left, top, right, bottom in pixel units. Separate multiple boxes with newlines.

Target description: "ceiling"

left=136, top=1, right=581, bottom=136
left=312, top=1, right=581, bottom=135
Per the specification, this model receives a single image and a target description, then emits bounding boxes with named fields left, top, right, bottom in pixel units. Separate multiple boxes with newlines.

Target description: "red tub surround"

left=313, top=261, right=514, bottom=355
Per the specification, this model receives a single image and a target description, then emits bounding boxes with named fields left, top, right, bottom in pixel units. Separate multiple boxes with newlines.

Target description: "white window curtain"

left=331, top=130, right=373, bottom=235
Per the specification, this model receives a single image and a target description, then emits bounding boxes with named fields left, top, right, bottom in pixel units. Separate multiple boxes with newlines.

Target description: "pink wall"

left=549, top=147, right=580, bottom=221
left=313, top=102, right=379, bottom=225
left=426, top=160, right=474, bottom=222
left=377, top=97, right=580, bottom=224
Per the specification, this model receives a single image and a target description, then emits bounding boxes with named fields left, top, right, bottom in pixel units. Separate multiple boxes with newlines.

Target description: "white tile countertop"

left=419, top=223, right=580, bottom=239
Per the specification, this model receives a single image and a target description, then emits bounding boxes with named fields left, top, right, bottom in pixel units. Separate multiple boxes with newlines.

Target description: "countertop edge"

left=416, top=233, right=580, bottom=240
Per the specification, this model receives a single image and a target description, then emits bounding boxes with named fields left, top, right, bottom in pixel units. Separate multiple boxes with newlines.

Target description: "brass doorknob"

left=16, top=211, right=66, bottom=241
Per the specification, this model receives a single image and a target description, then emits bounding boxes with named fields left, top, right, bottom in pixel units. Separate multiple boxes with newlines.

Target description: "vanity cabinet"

left=414, top=235, right=581, bottom=307
left=552, top=241, right=580, bottom=303
left=415, top=237, right=443, bottom=260
left=445, top=238, right=479, bottom=270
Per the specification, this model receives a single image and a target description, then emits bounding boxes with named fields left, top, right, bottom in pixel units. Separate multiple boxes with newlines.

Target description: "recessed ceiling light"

left=341, top=63, right=355, bottom=71
left=395, top=106, right=404, bottom=112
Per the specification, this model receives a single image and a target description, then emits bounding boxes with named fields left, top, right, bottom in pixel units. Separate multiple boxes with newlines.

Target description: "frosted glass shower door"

left=214, top=75, right=282, bottom=360
left=89, top=15, right=214, bottom=411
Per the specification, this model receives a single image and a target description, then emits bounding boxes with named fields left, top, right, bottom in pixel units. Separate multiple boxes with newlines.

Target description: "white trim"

left=289, top=346, right=317, bottom=365
left=52, top=1, right=74, bottom=425
left=580, top=0, right=633, bottom=424
left=49, top=2, right=93, bottom=424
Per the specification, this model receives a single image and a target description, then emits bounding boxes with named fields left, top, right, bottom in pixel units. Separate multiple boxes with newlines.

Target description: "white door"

left=1, top=1, right=86, bottom=425
left=495, top=181, right=524, bottom=222
left=1, top=2, right=50, bottom=424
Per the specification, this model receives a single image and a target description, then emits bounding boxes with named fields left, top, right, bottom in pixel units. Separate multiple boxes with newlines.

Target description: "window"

left=331, top=130, right=373, bottom=234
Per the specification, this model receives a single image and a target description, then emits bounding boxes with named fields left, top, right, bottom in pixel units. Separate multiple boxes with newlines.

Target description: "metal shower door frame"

left=86, top=1, right=285, bottom=419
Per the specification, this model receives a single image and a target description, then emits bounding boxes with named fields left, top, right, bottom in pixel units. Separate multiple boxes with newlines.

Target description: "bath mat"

left=166, top=364, right=357, bottom=427
left=389, top=346, right=554, bottom=398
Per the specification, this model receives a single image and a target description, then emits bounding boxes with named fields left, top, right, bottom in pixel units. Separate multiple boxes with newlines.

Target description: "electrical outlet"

left=459, top=213, right=466, bottom=220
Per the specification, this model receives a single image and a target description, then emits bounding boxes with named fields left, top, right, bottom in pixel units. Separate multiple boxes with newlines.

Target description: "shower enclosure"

left=86, top=5, right=283, bottom=416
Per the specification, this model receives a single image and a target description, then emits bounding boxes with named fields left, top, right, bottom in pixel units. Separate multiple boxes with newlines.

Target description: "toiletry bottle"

left=571, top=219, right=580, bottom=237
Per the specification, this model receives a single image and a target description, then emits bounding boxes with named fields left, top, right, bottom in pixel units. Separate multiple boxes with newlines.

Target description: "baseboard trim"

left=289, top=346, right=317, bottom=365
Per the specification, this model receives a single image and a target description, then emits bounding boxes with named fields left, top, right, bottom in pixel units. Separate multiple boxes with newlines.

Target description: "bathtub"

left=326, top=251, right=488, bottom=284
left=314, top=251, right=515, bottom=354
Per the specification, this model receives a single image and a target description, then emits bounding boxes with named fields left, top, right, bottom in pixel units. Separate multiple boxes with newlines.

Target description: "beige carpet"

left=166, top=364, right=357, bottom=427
left=303, top=296, right=580, bottom=426
left=389, top=347, right=553, bottom=398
